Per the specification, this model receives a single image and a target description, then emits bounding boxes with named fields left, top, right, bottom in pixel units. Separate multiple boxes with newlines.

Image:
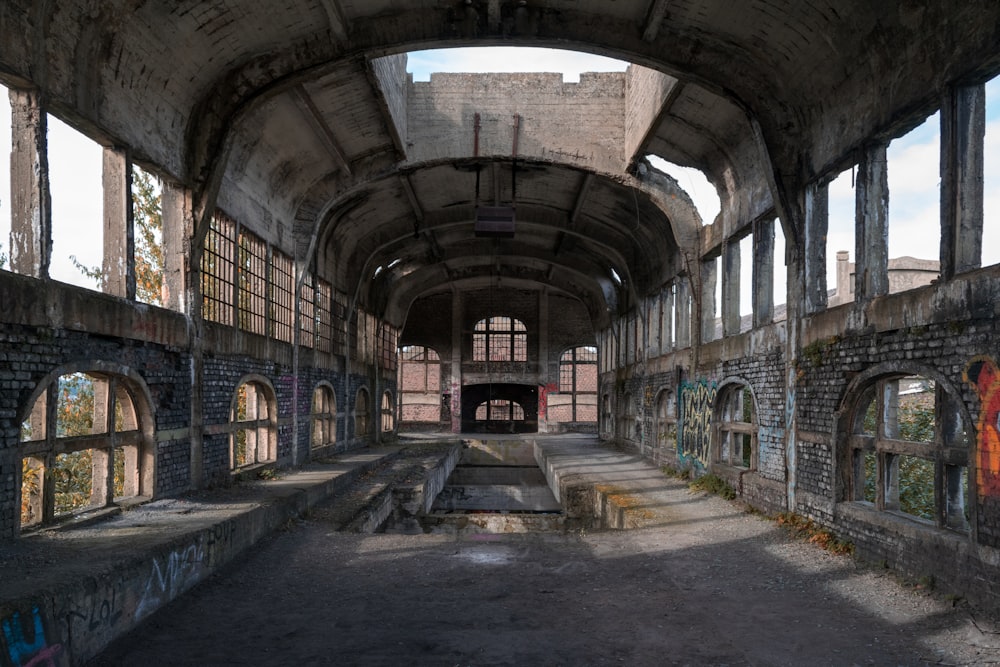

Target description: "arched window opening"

left=621, top=392, right=636, bottom=441
left=656, top=389, right=678, bottom=453
left=20, top=371, right=152, bottom=530
left=382, top=391, right=395, bottom=433
left=848, top=375, right=968, bottom=531
left=311, top=384, right=336, bottom=449
left=601, top=393, right=613, bottom=438
left=475, top=400, right=525, bottom=422
left=231, top=380, right=276, bottom=469
left=355, top=388, right=371, bottom=437
left=473, top=316, right=527, bottom=362
left=714, top=384, right=756, bottom=469
left=550, top=346, right=598, bottom=424
left=398, top=346, right=442, bottom=425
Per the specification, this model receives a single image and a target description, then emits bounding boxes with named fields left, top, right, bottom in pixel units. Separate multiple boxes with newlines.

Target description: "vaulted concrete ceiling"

left=2, top=1, right=997, bottom=329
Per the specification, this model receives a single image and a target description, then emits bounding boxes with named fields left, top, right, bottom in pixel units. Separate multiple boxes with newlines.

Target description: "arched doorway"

left=461, top=383, right=538, bottom=433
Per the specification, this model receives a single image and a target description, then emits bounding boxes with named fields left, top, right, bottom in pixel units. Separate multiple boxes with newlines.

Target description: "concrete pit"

left=425, top=438, right=564, bottom=533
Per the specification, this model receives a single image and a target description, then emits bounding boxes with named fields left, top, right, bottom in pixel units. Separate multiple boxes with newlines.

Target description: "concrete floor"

left=91, top=439, right=998, bottom=666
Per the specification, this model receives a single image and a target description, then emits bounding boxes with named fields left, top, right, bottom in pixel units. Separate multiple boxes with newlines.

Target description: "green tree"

left=70, top=166, right=164, bottom=304
left=132, top=168, right=164, bottom=304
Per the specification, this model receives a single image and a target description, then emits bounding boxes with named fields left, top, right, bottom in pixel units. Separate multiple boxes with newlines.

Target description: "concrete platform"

left=0, top=447, right=402, bottom=667
left=1, top=434, right=678, bottom=666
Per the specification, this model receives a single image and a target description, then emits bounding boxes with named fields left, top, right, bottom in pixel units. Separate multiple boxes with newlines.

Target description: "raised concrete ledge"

left=534, top=435, right=688, bottom=530
left=0, top=448, right=399, bottom=666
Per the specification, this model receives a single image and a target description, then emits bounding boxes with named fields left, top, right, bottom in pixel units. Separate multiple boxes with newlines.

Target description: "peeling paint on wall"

left=679, top=379, right=717, bottom=466
left=964, top=356, right=1000, bottom=498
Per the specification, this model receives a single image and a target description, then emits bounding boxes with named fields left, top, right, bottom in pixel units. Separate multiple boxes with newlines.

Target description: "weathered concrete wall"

left=624, top=65, right=676, bottom=164
left=0, top=269, right=379, bottom=539
left=372, top=54, right=410, bottom=154
left=600, top=262, right=1000, bottom=609
left=0, top=456, right=386, bottom=666
left=406, top=72, right=627, bottom=174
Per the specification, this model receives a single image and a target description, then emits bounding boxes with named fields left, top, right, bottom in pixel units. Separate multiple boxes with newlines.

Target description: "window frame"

left=19, top=368, right=154, bottom=530
left=472, top=316, right=528, bottom=363
left=398, top=346, right=442, bottom=424
left=381, top=390, right=395, bottom=433
left=230, top=377, right=277, bottom=470
left=713, top=383, right=757, bottom=470
left=355, top=387, right=371, bottom=437
left=557, top=346, right=598, bottom=423
left=311, top=383, right=337, bottom=449
left=847, top=374, right=969, bottom=532
left=656, top=388, right=678, bottom=452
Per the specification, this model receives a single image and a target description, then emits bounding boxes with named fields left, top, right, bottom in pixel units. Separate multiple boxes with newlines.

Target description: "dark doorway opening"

left=461, top=383, right=538, bottom=433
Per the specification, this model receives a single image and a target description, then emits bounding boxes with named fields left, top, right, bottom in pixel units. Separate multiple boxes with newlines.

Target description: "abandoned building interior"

left=2, top=0, right=1000, bottom=662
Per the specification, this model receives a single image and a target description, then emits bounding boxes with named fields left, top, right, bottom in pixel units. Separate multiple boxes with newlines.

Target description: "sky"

left=1, top=46, right=998, bottom=307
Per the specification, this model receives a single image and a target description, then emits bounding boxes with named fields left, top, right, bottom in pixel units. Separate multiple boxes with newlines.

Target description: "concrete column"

left=803, top=183, right=828, bottom=313
left=855, top=144, right=889, bottom=300
left=940, top=84, right=985, bottom=278
left=662, top=285, right=675, bottom=352
left=700, top=258, right=718, bottom=343
left=9, top=88, right=52, bottom=278
left=538, top=288, right=549, bottom=432
left=102, top=147, right=135, bottom=299
left=753, top=217, right=775, bottom=327
left=721, top=241, right=741, bottom=335
left=538, top=288, right=549, bottom=378
left=90, top=377, right=112, bottom=508
left=160, top=181, right=194, bottom=313
left=450, top=289, right=463, bottom=433
left=675, top=277, right=691, bottom=349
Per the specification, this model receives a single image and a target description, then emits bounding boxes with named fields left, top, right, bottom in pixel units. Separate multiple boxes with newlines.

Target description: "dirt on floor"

left=93, top=476, right=1000, bottom=666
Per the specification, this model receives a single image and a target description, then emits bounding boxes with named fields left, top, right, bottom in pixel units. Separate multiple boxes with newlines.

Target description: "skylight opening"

left=645, top=156, right=721, bottom=226
left=406, top=47, right=628, bottom=83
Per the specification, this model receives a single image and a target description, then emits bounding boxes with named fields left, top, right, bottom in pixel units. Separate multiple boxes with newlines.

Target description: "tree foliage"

left=69, top=166, right=164, bottom=304
left=862, top=399, right=938, bottom=521
left=133, top=168, right=164, bottom=304
left=20, top=373, right=131, bottom=526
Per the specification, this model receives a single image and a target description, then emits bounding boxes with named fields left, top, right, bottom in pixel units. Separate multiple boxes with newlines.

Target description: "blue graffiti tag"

left=2, top=607, right=62, bottom=667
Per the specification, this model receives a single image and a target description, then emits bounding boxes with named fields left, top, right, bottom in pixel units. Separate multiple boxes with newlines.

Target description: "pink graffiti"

left=23, top=645, right=63, bottom=667
left=538, top=383, right=558, bottom=419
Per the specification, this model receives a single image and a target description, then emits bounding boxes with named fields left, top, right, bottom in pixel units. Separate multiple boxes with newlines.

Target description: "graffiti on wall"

left=537, top=383, right=558, bottom=420
left=964, top=356, right=1000, bottom=498
left=1, top=607, right=62, bottom=667
left=678, top=379, right=717, bottom=466
left=134, top=543, right=206, bottom=621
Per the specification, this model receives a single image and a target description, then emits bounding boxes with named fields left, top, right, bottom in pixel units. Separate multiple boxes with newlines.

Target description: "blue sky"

left=0, top=46, right=997, bottom=306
